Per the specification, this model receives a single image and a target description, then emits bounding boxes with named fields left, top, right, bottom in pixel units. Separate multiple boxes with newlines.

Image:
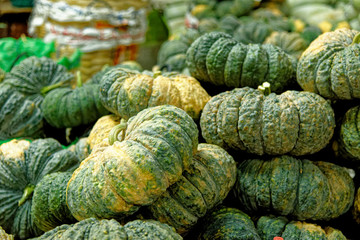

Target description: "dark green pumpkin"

left=234, top=155, right=355, bottom=221
left=233, top=20, right=272, bottom=44
left=41, top=83, right=109, bottom=128
left=257, top=215, right=347, bottom=240
left=31, top=172, right=77, bottom=232
left=67, top=137, right=91, bottom=161
left=297, top=28, right=360, bottom=100
left=31, top=218, right=182, bottom=240
left=334, top=105, right=360, bottom=164
left=186, top=32, right=295, bottom=92
left=0, top=84, right=44, bottom=140
left=148, top=143, right=236, bottom=234
left=197, top=207, right=261, bottom=240
left=200, top=87, right=335, bottom=156
left=3, top=56, right=73, bottom=105
left=0, top=138, right=80, bottom=239
left=66, top=105, right=199, bottom=220
left=157, top=40, right=189, bottom=71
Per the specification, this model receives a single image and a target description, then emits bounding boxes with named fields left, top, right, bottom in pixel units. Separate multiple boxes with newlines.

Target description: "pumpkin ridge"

left=0, top=92, right=22, bottom=125
left=263, top=45, right=271, bottom=83
left=255, top=160, right=268, bottom=211
left=282, top=92, right=301, bottom=154
left=290, top=158, right=303, bottom=218
left=344, top=50, right=355, bottom=99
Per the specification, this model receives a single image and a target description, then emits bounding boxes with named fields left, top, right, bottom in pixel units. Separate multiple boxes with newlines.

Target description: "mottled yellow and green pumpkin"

left=0, top=139, right=80, bottom=239
left=354, top=188, right=360, bottom=224
left=297, top=28, right=360, bottom=100
left=66, top=105, right=199, bottom=220
left=186, top=32, right=296, bottom=92
left=234, top=155, right=355, bottom=221
left=30, top=218, right=182, bottom=240
left=200, top=87, right=335, bottom=156
left=100, top=69, right=210, bottom=120
left=0, top=226, right=14, bottom=240
left=148, top=143, right=236, bottom=235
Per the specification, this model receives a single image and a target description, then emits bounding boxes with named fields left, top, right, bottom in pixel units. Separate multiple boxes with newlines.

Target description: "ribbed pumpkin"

left=30, top=218, right=182, bottom=240
left=354, top=188, right=360, bottom=224
left=0, top=84, right=44, bottom=140
left=66, top=105, right=199, bottom=220
left=31, top=172, right=77, bottom=232
left=233, top=21, right=272, bottom=44
left=264, top=31, right=308, bottom=59
left=148, top=143, right=236, bottom=234
left=197, top=207, right=261, bottom=240
left=297, top=28, right=360, bottom=100
left=3, top=56, right=73, bottom=105
left=157, top=40, right=190, bottom=72
left=234, top=155, right=355, bottom=221
left=333, top=105, right=360, bottom=164
left=200, top=86, right=335, bottom=156
left=0, top=138, right=80, bottom=239
left=100, top=69, right=210, bottom=120
left=186, top=32, right=295, bottom=92
left=41, top=80, right=109, bottom=128
left=257, top=215, right=347, bottom=240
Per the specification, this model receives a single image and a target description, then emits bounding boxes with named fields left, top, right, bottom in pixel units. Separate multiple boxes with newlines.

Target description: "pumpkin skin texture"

left=100, top=69, right=210, bottom=120
left=31, top=172, right=77, bottom=232
left=31, top=218, right=182, bottom=240
left=233, top=21, right=272, bottom=44
left=200, top=87, right=335, bottom=156
left=234, top=155, right=355, bottom=221
left=185, top=32, right=295, bottom=92
left=197, top=207, right=261, bottom=240
left=0, top=84, right=44, bottom=140
left=0, top=226, right=14, bottom=240
left=335, top=105, right=360, bottom=164
left=3, top=56, right=73, bottom=105
left=41, top=84, right=109, bottom=128
left=66, top=105, right=199, bottom=220
left=0, top=138, right=80, bottom=239
left=257, top=215, right=347, bottom=240
left=297, top=28, right=360, bottom=100
left=354, top=188, right=360, bottom=224
left=147, top=143, right=236, bottom=235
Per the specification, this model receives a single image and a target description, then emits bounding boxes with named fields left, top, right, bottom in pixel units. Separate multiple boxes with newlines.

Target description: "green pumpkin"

left=234, top=155, right=355, bottom=221
left=31, top=218, right=182, bottom=240
left=148, top=143, right=236, bottom=234
left=257, top=215, right=347, bottom=240
left=186, top=32, right=295, bottom=92
left=197, top=207, right=261, bottom=240
left=0, top=138, right=80, bottom=239
left=354, top=187, right=360, bottom=224
left=100, top=69, right=210, bottom=120
left=297, top=28, right=360, bottom=100
left=3, top=56, right=73, bottom=105
left=200, top=86, right=335, bottom=156
left=334, top=105, right=360, bottom=164
left=31, top=172, right=77, bottom=232
left=233, top=21, right=273, bottom=44
left=158, top=40, right=190, bottom=71
left=66, top=105, right=199, bottom=220
left=264, top=31, right=308, bottom=59
left=0, top=84, right=44, bottom=140
left=41, top=82, right=109, bottom=128
left=67, top=137, right=91, bottom=161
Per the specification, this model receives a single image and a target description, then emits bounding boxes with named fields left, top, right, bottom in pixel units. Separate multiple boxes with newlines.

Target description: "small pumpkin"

left=234, top=155, right=355, bottom=221
left=0, top=138, right=80, bottom=239
left=30, top=218, right=182, bottom=240
left=147, top=143, right=236, bottom=234
left=3, top=56, right=73, bottom=105
left=66, top=105, right=199, bottom=220
left=100, top=69, right=210, bottom=120
left=200, top=86, right=335, bottom=156
left=186, top=32, right=295, bottom=92
left=31, top=172, right=77, bottom=232
left=0, top=84, right=44, bottom=140
left=41, top=76, right=109, bottom=128
left=297, top=28, right=360, bottom=100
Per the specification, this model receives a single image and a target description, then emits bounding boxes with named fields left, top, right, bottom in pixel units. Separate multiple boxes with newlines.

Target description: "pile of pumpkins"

left=1, top=0, right=360, bottom=239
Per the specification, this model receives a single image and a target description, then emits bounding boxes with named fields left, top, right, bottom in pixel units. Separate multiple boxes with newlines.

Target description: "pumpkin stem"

left=76, top=71, right=83, bottom=88
left=108, top=118, right=127, bottom=145
left=352, top=33, right=360, bottom=45
left=18, top=184, right=35, bottom=206
left=40, top=81, right=67, bottom=95
left=258, top=82, right=271, bottom=96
